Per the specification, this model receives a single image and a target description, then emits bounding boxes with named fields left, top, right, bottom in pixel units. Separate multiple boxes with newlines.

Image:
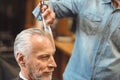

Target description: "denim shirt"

left=32, top=0, right=120, bottom=80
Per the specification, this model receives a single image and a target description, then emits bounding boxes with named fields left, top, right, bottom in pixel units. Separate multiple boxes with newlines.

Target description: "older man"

left=13, top=28, right=57, bottom=80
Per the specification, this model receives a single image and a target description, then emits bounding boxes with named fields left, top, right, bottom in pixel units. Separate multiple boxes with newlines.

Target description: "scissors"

left=40, top=0, right=49, bottom=31
left=40, top=0, right=55, bottom=48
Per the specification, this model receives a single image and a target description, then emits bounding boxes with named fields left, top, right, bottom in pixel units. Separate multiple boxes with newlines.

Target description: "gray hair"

left=14, top=28, right=52, bottom=58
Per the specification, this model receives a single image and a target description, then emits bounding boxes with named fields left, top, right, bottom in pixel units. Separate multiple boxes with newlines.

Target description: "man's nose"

left=48, top=56, right=57, bottom=68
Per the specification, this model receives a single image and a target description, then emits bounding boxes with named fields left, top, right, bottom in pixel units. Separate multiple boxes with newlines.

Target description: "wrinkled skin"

left=17, top=34, right=57, bottom=80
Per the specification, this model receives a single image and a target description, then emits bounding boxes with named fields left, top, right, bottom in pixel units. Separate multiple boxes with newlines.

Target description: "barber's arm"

left=32, top=0, right=79, bottom=25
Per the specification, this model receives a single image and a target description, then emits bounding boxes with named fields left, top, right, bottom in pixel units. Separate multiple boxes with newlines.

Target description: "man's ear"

left=16, top=53, right=25, bottom=67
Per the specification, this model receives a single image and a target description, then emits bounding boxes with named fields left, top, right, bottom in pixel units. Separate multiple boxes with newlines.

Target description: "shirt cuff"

left=32, top=6, right=42, bottom=21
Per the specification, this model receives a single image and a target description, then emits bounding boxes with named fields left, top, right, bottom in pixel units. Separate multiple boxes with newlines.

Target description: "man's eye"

left=38, top=55, right=50, bottom=60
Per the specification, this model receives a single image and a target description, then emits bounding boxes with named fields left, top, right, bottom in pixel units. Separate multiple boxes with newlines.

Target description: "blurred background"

left=0, top=0, right=76, bottom=80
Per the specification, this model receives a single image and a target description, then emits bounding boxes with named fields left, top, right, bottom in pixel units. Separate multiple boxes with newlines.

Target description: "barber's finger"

left=40, top=6, right=48, bottom=13
left=42, top=9, right=55, bottom=25
left=42, top=8, right=55, bottom=20
left=42, top=8, right=51, bottom=19
left=46, top=13, right=55, bottom=25
left=40, top=3, right=48, bottom=13
left=46, top=18, right=55, bottom=25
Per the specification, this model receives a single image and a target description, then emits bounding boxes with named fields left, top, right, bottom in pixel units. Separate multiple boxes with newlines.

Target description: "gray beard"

left=35, top=76, right=52, bottom=80
left=31, top=73, right=52, bottom=80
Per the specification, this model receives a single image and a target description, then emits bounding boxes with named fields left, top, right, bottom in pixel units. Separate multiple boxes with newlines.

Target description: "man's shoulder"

left=12, top=76, right=23, bottom=80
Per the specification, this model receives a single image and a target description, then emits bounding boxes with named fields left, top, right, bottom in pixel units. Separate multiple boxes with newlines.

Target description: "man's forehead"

left=30, top=34, right=48, bottom=45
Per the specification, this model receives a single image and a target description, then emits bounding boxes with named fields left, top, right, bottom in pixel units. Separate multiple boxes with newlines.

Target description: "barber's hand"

left=40, top=3, right=55, bottom=26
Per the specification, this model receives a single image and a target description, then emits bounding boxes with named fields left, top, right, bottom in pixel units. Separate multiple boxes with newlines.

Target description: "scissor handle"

left=40, top=0, right=48, bottom=13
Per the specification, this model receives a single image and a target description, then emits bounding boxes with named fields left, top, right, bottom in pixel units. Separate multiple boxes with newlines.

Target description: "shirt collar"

left=19, top=72, right=28, bottom=80
left=102, top=0, right=112, bottom=4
